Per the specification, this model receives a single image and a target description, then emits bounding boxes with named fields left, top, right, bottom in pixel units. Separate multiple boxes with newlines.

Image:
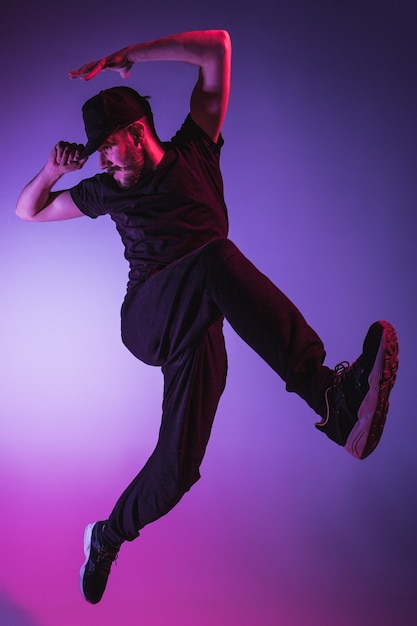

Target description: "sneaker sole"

left=345, top=321, right=399, bottom=459
left=79, top=522, right=95, bottom=601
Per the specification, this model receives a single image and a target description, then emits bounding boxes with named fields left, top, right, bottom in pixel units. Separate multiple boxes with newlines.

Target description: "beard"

left=111, top=145, right=146, bottom=189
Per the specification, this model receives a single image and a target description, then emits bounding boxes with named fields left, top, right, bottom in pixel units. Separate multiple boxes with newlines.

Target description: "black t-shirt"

left=70, top=114, right=229, bottom=289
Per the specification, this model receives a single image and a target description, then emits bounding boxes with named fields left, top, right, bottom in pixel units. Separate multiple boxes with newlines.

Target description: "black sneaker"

left=316, top=321, right=399, bottom=459
left=79, top=521, right=119, bottom=604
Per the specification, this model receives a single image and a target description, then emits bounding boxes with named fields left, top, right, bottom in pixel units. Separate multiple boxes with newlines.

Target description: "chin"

left=111, top=160, right=144, bottom=188
left=113, top=174, right=130, bottom=189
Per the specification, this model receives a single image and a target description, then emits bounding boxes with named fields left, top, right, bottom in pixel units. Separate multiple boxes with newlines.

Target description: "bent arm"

left=16, top=142, right=86, bottom=222
left=70, top=30, right=232, bottom=142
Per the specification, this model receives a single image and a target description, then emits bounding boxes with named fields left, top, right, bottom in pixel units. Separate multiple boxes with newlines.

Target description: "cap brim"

left=79, top=136, right=105, bottom=160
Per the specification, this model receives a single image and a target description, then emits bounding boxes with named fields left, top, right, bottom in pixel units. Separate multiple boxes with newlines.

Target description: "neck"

left=144, top=135, right=165, bottom=169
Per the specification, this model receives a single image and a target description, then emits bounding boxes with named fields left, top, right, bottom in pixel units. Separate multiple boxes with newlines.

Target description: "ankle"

left=101, top=522, right=121, bottom=550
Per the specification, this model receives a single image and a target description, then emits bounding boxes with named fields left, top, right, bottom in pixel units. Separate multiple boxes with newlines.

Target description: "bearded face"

left=98, top=127, right=146, bottom=189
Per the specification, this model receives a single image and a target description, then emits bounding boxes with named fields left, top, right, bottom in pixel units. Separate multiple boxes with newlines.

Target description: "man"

left=16, top=30, right=399, bottom=604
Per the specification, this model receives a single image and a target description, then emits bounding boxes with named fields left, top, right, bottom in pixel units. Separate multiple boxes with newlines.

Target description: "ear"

left=129, top=121, right=145, bottom=147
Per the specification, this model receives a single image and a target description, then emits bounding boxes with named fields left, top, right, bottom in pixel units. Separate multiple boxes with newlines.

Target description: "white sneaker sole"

left=79, top=522, right=95, bottom=600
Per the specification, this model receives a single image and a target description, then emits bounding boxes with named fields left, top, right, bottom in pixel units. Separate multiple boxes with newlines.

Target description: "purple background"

left=1, top=1, right=416, bottom=624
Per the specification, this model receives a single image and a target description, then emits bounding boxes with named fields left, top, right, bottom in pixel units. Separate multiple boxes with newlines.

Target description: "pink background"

left=1, top=1, right=416, bottom=624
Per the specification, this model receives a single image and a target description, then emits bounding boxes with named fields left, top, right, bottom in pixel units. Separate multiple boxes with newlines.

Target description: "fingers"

left=118, top=61, right=133, bottom=79
left=69, top=58, right=105, bottom=81
left=69, top=53, right=133, bottom=81
left=55, top=142, right=87, bottom=169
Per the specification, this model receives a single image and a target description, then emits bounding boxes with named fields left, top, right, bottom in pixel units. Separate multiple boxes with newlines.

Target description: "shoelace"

left=95, top=546, right=119, bottom=575
left=321, top=361, right=352, bottom=427
left=333, top=361, right=350, bottom=381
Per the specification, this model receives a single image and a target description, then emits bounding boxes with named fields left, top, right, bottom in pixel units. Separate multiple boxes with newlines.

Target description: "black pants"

left=104, top=238, right=332, bottom=545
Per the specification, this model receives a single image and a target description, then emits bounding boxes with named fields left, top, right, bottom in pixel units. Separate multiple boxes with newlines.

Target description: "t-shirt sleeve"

left=171, top=114, right=224, bottom=152
left=70, top=174, right=107, bottom=219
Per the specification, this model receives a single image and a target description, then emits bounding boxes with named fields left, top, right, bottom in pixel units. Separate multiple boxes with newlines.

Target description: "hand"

left=69, top=47, right=133, bottom=81
left=48, top=142, right=88, bottom=174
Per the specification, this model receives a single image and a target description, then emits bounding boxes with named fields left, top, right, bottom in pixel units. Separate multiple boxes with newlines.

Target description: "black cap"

left=80, top=86, right=152, bottom=158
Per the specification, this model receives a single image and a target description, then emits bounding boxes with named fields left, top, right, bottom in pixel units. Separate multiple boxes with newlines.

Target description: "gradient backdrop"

left=1, top=1, right=416, bottom=625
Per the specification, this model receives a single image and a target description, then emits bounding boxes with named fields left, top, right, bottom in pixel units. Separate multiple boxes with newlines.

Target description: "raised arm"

left=69, top=30, right=232, bottom=142
left=16, top=142, right=87, bottom=222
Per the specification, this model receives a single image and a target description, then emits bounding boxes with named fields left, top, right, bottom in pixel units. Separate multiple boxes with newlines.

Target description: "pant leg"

left=196, top=239, right=334, bottom=412
left=104, top=319, right=227, bottom=545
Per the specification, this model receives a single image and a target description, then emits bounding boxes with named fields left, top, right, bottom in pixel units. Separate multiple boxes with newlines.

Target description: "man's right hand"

left=49, top=141, right=88, bottom=174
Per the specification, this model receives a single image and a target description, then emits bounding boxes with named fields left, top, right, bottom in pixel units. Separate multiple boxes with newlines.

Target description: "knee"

left=121, top=327, right=163, bottom=366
